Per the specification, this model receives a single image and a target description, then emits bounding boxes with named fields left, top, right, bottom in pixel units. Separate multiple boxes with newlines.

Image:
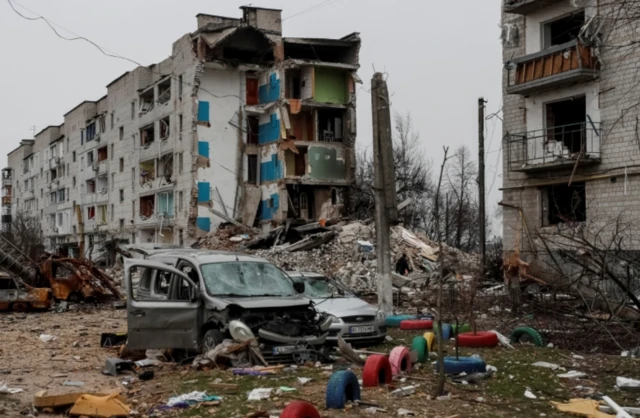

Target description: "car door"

left=125, top=259, right=200, bottom=350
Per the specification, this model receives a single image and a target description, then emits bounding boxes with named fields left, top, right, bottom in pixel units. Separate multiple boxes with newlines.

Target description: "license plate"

left=272, top=345, right=296, bottom=355
left=350, top=326, right=375, bottom=334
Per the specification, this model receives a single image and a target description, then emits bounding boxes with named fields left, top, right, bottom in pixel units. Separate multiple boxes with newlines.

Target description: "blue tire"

left=326, top=370, right=361, bottom=409
left=434, top=356, right=487, bottom=375
left=385, top=314, right=416, bottom=328
left=434, top=323, right=452, bottom=340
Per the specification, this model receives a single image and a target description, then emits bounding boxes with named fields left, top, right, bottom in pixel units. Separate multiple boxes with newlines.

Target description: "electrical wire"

left=282, top=0, right=342, bottom=21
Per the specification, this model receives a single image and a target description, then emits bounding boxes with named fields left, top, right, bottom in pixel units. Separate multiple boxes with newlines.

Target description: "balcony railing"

left=507, top=122, right=601, bottom=172
left=1, top=196, right=11, bottom=206
left=506, top=40, right=599, bottom=95
left=504, top=0, right=565, bottom=14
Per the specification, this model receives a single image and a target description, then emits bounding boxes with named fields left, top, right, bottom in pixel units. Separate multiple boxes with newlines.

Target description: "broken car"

left=124, top=251, right=333, bottom=362
left=0, top=274, right=52, bottom=312
left=287, top=271, right=386, bottom=344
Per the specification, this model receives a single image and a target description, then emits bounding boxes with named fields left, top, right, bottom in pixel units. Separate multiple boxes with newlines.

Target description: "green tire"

left=509, top=326, right=544, bottom=347
left=411, top=336, right=428, bottom=363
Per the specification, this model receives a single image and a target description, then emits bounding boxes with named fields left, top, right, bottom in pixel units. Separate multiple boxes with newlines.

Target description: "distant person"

left=395, top=254, right=412, bottom=276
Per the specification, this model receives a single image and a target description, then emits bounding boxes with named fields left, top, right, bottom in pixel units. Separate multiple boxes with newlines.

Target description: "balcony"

left=1, top=196, right=11, bottom=206
left=507, top=122, right=601, bottom=173
left=49, top=156, right=62, bottom=170
left=506, top=40, right=599, bottom=95
left=504, top=0, right=565, bottom=14
left=1, top=168, right=11, bottom=186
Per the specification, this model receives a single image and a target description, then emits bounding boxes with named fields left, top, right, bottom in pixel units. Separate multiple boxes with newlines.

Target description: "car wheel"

left=201, top=329, right=224, bottom=353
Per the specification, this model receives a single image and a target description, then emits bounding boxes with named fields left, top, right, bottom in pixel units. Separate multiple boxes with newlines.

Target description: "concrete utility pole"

left=371, top=73, right=397, bottom=314
left=478, top=97, right=486, bottom=281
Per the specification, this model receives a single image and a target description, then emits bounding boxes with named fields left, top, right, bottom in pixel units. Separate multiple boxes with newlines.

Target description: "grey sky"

left=0, top=0, right=503, bottom=232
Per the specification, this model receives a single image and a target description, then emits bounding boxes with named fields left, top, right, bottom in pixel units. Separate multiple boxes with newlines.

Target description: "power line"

left=282, top=0, right=341, bottom=21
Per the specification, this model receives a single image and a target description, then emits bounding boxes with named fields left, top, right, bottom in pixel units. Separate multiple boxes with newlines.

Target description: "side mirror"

left=293, top=282, right=305, bottom=294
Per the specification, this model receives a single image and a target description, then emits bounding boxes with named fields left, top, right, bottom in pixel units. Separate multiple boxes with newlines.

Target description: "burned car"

left=0, top=275, right=52, bottom=312
left=288, top=271, right=387, bottom=345
left=124, top=250, right=333, bottom=362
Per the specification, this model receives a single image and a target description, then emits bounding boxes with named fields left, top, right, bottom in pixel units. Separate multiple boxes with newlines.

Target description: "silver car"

left=123, top=250, right=333, bottom=362
left=287, top=271, right=386, bottom=345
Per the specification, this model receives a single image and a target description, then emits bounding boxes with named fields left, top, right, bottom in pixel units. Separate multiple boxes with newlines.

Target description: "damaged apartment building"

left=2, top=6, right=360, bottom=257
left=501, top=1, right=640, bottom=263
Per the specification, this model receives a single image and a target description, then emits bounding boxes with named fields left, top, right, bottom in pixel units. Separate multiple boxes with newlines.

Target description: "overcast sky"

left=0, top=0, right=503, bottom=233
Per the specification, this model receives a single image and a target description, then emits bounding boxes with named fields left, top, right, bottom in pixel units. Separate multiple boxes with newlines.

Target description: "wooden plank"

left=533, top=59, right=543, bottom=80
left=552, top=54, right=563, bottom=75
left=543, top=56, right=553, bottom=77
left=570, top=48, right=579, bottom=70
left=579, top=43, right=592, bottom=68
left=34, top=390, right=126, bottom=408
left=526, top=61, right=535, bottom=82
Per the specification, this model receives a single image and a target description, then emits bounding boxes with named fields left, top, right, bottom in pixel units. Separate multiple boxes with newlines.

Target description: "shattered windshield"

left=296, top=276, right=347, bottom=299
left=200, top=262, right=295, bottom=297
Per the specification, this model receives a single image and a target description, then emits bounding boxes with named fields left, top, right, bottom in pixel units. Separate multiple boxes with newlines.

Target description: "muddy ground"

left=1, top=308, right=639, bottom=418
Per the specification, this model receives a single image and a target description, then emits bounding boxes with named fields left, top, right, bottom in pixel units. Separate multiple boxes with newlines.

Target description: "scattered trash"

left=297, top=377, right=312, bottom=385
left=166, top=391, right=221, bottom=407
left=102, top=358, right=135, bottom=376
left=100, top=332, right=127, bottom=348
left=602, top=396, right=633, bottom=418
left=135, top=358, right=162, bottom=367
left=551, top=398, right=613, bottom=418
left=62, top=381, right=85, bottom=387
left=391, top=385, right=417, bottom=397
left=572, top=354, right=585, bottom=360
left=0, top=381, right=23, bottom=394
left=39, top=334, right=57, bottom=343
left=532, top=361, right=563, bottom=370
left=491, top=330, right=515, bottom=350
left=276, top=386, right=296, bottom=395
left=248, top=388, right=272, bottom=401
left=524, top=389, right=536, bottom=399
left=138, top=371, right=154, bottom=381
left=616, top=376, right=640, bottom=390
left=397, top=408, right=415, bottom=416
left=69, top=393, right=130, bottom=417
left=557, top=371, right=587, bottom=379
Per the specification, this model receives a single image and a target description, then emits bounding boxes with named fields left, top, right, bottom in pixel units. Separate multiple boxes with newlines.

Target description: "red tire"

left=457, top=331, right=499, bottom=348
left=281, top=401, right=320, bottom=418
left=389, top=346, right=412, bottom=375
left=400, top=319, right=433, bottom=330
left=363, top=354, right=392, bottom=388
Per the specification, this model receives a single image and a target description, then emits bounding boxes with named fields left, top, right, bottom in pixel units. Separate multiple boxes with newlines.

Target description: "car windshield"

left=295, top=275, right=348, bottom=299
left=200, top=262, right=295, bottom=297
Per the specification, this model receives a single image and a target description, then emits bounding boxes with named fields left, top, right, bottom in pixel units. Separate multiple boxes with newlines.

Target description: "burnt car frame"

left=124, top=251, right=333, bottom=362
left=0, top=275, right=52, bottom=312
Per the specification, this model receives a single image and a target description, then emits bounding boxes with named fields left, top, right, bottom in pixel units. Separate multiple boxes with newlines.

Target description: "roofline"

left=63, top=100, right=95, bottom=117
left=196, top=13, right=241, bottom=20
left=106, top=71, right=130, bottom=89
left=283, top=36, right=360, bottom=47
left=34, top=124, right=62, bottom=139
left=240, top=6, right=282, bottom=12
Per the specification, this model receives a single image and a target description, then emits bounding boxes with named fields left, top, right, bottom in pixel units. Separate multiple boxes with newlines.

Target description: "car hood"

left=311, top=297, right=378, bottom=317
left=215, top=295, right=313, bottom=310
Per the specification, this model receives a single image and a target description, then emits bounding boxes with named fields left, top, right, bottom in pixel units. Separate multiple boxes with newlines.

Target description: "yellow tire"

left=423, top=331, right=436, bottom=352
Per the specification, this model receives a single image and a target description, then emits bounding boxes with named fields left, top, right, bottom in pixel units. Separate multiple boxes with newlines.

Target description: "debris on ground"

left=248, top=388, right=272, bottom=401
left=616, top=376, right=640, bottom=390
left=166, top=391, right=221, bottom=407
left=0, top=381, right=23, bottom=394
left=69, top=392, right=130, bottom=417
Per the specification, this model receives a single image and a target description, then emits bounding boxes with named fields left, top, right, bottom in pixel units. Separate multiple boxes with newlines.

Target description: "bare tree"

left=2, top=210, right=44, bottom=260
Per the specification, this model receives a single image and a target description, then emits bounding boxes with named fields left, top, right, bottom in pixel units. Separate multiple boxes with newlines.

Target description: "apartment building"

left=1, top=6, right=360, bottom=259
left=501, top=0, right=640, bottom=261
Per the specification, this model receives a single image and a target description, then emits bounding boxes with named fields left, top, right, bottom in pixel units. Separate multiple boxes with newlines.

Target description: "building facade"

left=2, top=6, right=360, bottom=259
left=501, top=0, right=640, bottom=261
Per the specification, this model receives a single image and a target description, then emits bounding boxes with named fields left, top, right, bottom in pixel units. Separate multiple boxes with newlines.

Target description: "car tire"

left=363, top=354, right=392, bottom=388
left=510, top=326, right=544, bottom=347
left=435, top=356, right=487, bottom=375
left=452, top=323, right=471, bottom=335
left=385, top=314, right=416, bottom=328
left=400, top=319, right=433, bottom=330
left=281, top=401, right=320, bottom=418
left=411, top=336, right=428, bottom=363
left=457, top=331, right=499, bottom=348
left=325, top=370, right=361, bottom=409
left=434, top=324, right=452, bottom=340
left=389, top=346, right=412, bottom=375
left=201, top=329, right=224, bottom=353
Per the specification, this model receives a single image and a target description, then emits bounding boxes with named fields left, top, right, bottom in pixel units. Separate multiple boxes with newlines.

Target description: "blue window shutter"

left=198, top=141, right=210, bottom=158
left=198, top=101, right=210, bottom=122
left=196, top=217, right=211, bottom=232
left=198, top=182, right=210, bottom=203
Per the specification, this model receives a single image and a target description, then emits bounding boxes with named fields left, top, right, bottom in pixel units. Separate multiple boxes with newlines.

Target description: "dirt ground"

left=1, top=308, right=639, bottom=418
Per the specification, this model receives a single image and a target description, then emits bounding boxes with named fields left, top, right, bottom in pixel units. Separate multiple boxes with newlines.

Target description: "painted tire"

left=385, top=314, right=416, bottom=328
left=423, top=332, right=436, bottom=351
left=433, top=324, right=452, bottom=340
left=325, top=370, right=361, bottom=409
left=457, top=331, right=499, bottom=348
left=435, top=356, right=487, bottom=375
left=362, top=354, right=392, bottom=388
left=389, top=346, right=412, bottom=375
left=281, top=401, right=321, bottom=418
left=452, top=323, right=471, bottom=335
left=510, top=326, right=544, bottom=347
left=400, top=319, right=433, bottom=330
left=411, top=336, right=428, bottom=363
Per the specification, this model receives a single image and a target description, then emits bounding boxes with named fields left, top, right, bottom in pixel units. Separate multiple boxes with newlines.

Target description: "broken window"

left=119, top=157, right=124, bottom=172
left=247, top=116, right=259, bottom=145
left=285, top=147, right=308, bottom=177
left=86, top=122, right=97, bottom=142
left=139, top=195, right=155, bottom=219
left=86, top=179, right=96, bottom=194
left=87, top=151, right=94, bottom=166
left=300, top=193, right=309, bottom=216
left=331, top=188, right=338, bottom=205
left=140, top=124, right=155, bottom=147
left=99, top=114, right=106, bottom=133
left=545, top=96, right=586, bottom=156
left=543, top=11, right=585, bottom=48
left=119, top=218, right=125, bottom=229
left=98, top=205, right=107, bottom=223
left=87, top=206, right=95, bottom=220
left=131, top=101, right=136, bottom=119
left=318, top=109, right=344, bottom=142
left=97, top=146, right=108, bottom=162
left=51, top=169, right=57, bottom=181
left=290, top=111, right=314, bottom=141
left=246, top=75, right=258, bottom=105
left=178, top=74, right=183, bottom=99
left=139, top=87, right=154, bottom=114
left=158, top=154, right=174, bottom=183
left=247, top=155, right=257, bottom=184
left=140, top=160, right=155, bottom=187
left=157, top=77, right=171, bottom=105
left=543, top=182, right=586, bottom=225
left=157, top=192, right=174, bottom=218
left=160, top=116, right=170, bottom=140
left=178, top=191, right=184, bottom=212
left=285, top=69, right=302, bottom=99
left=97, top=175, right=108, bottom=194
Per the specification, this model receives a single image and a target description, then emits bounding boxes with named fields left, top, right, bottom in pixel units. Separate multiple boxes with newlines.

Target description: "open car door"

left=125, top=259, right=200, bottom=350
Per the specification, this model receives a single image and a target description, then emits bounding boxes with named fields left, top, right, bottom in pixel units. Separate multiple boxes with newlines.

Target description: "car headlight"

left=319, top=315, right=337, bottom=331
left=376, top=310, right=386, bottom=321
left=332, top=315, right=342, bottom=324
left=229, top=320, right=256, bottom=343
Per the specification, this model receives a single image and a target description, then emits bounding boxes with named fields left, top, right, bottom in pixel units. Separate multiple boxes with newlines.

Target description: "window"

left=543, top=182, right=586, bottom=225
left=331, top=188, right=338, bottom=205
left=178, top=153, right=184, bottom=173
left=178, top=74, right=183, bottom=98
left=160, top=116, right=170, bottom=140
left=545, top=96, right=586, bottom=155
left=98, top=205, right=107, bottom=223
left=119, top=126, right=124, bottom=141
left=86, top=122, right=96, bottom=141
left=110, top=112, right=114, bottom=130
left=119, top=219, right=125, bottom=230
left=72, top=176, right=76, bottom=187
left=157, top=77, right=171, bottom=105
left=40, top=189, right=43, bottom=198
left=119, top=189, right=124, bottom=203
left=247, top=155, right=257, bottom=184
left=131, top=101, right=136, bottom=119
left=57, top=189, right=65, bottom=203
left=110, top=144, right=114, bottom=160
left=87, top=206, right=95, bottom=220
left=543, top=11, right=585, bottom=48
left=87, top=151, right=94, bottom=166
left=119, top=158, right=124, bottom=172
left=86, top=179, right=96, bottom=193
left=97, top=146, right=108, bottom=162
left=179, top=114, right=183, bottom=135
left=140, top=124, right=155, bottom=147
left=248, top=117, right=259, bottom=144
left=140, top=195, right=154, bottom=218
left=111, top=173, right=115, bottom=190
left=111, top=204, right=114, bottom=221
left=72, top=151, right=76, bottom=162
left=81, top=129, right=84, bottom=145
left=131, top=167, right=136, bottom=190
left=132, top=200, right=136, bottom=219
